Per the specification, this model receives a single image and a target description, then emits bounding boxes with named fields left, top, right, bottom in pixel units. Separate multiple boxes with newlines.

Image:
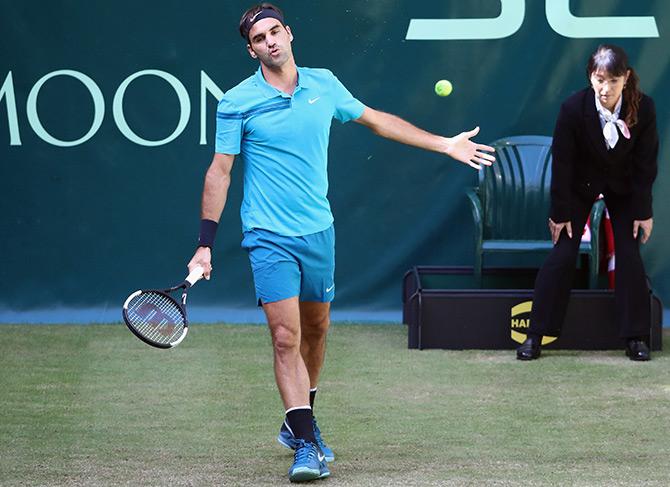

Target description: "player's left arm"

left=354, top=106, right=495, bottom=170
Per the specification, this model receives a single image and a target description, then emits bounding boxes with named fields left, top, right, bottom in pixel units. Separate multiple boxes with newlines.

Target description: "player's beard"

left=260, top=47, right=291, bottom=69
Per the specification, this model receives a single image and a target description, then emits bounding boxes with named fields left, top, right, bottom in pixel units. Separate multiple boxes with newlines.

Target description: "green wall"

left=1, top=1, right=668, bottom=315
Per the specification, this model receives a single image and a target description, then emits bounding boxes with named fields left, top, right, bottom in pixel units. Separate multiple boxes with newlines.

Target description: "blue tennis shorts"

left=241, top=225, right=335, bottom=304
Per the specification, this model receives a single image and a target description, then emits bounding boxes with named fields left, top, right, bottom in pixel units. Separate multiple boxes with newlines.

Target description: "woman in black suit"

left=517, top=44, right=659, bottom=361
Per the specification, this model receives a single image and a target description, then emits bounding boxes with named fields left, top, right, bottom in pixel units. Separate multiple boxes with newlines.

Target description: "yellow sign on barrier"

left=510, top=301, right=557, bottom=345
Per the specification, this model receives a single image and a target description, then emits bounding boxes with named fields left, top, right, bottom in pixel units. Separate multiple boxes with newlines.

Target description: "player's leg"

left=298, top=226, right=336, bottom=374
left=264, top=297, right=329, bottom=481
left=243, top=229, right=329, bottom=480
left=299, top=301, right=330, bottom=389
left=299, top=301, right=334, bottom=461
left=278, top=301, right=335, bottom=461
left=278, top=226, right=336, bottom=462
left=264, top=297, right=311, bottom=412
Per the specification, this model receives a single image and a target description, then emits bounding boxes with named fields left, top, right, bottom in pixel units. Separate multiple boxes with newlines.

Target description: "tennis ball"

left=435, top=79, right=453, bottom=97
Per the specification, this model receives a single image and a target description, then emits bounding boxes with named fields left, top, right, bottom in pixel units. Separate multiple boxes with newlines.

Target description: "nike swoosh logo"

left=326, top=285, right=335, bottom=292
left=250, top=10, right=263, bottom=22
left=317, top=452, right=325, bottom=462
left=308, top=97, right=320, bottom=104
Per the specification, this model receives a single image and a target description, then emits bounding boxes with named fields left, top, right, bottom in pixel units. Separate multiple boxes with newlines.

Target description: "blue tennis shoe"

left=288, top=439, right=330, bottom=482
left=278, top=417, right=335, bottom=462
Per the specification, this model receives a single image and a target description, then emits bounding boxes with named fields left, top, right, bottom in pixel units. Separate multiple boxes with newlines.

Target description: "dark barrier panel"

left=1, top=1, right=668, bottom=315
left=403, top=267, right=663, bottom=350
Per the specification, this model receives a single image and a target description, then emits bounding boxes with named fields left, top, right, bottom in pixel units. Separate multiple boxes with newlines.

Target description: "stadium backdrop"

left=1, top=1, right=668, bottom=317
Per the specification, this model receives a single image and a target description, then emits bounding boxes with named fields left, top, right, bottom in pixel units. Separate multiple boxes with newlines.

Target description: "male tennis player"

left=187, top=3, right=494, bottom=482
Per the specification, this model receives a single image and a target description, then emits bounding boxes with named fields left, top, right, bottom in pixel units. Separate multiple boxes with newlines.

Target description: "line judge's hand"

left=445, top=126, right=495, bottom=170
left=633, top=218, right=653, bottom=244
left=188, top=246, right=213, bottom=280
left=549, top=218, right=573, bottom=245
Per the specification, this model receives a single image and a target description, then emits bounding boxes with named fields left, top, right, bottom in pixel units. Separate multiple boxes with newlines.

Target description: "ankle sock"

left=286, top=406, right=316, bottom=444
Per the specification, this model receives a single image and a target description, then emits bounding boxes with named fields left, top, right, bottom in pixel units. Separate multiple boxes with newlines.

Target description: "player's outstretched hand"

left=188, top=246, right=213, bottom=280
left=446, top=126, right=495, bottom=170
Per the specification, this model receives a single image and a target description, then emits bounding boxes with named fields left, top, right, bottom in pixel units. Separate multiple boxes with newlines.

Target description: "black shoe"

left=516, top=335, right=541, bottom=360
left=625, top=339, right=651, bottom=361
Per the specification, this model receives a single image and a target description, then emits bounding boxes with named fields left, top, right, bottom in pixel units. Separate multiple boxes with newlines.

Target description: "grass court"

left=1, top=324, right=669, bottom=486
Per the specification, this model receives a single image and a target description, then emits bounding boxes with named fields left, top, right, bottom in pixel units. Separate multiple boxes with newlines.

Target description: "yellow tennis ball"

left=435, top=79, right=453, bottom=97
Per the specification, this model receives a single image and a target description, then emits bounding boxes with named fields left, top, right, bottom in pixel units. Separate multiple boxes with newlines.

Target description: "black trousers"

left=529, top=190, right=650, bottom=339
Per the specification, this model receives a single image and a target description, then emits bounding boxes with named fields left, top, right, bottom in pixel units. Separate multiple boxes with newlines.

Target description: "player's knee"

left=270, top=323, right=300, bottom=353
left=302, top=318, right=329, bottom=343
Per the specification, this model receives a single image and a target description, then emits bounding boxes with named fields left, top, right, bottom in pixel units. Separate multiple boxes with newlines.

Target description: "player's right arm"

left=188, top=152, right=235, bottom=279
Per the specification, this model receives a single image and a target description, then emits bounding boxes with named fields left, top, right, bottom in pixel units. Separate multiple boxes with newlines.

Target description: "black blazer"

left=550, top=87, right=658, bottom=222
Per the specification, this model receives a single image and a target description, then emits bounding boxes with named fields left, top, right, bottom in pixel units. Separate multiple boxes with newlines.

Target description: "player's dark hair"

left=239, top=3, right=285, bottom=41
left=586, top=44, right=641, bottom=127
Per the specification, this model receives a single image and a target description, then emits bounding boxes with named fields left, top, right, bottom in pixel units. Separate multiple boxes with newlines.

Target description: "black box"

left=403, top=266, right=663, bottom=351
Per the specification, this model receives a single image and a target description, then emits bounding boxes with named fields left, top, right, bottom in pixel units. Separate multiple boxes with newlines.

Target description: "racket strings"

left=126, top=292, right=185, bottom=345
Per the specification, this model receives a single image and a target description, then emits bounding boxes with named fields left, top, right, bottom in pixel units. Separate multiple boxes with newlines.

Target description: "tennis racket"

left=122, top=266, right=204, bottom=348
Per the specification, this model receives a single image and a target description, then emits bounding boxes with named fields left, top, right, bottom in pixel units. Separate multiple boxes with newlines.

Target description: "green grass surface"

left=1, top=324, right=668, bottom=486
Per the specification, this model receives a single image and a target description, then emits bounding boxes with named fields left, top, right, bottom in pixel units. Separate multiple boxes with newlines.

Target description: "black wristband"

left=198, top=219, right=219, bottom=248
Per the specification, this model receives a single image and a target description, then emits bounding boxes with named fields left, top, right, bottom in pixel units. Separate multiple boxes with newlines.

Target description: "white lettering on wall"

left=26, top=70, right=105, bottom=147
left=200, top=70, right=224, bottom=145
left=0, top=71, right=21, bottom=146
left=112, top=70, right=191, bottom=146
left=406, top=0, right=525, bottom=40
left=406, top=0, right=659, bottom=40
left=546, top=0, right=659, bottom=38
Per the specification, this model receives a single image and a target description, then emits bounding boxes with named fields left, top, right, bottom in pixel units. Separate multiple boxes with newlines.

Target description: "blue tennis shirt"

left=215, top=66, right=365, bottom=236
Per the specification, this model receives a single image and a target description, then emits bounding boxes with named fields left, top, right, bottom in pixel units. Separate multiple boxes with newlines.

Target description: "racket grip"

left=185, top=266, right=205, bottom=287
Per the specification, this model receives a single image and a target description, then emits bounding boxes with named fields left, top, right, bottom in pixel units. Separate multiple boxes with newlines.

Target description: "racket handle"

left=185, top=266, right=205, bottom=287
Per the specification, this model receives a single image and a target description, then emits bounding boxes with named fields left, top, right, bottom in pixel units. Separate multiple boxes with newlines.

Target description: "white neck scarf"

left=595, top=94, right=630, bottom=149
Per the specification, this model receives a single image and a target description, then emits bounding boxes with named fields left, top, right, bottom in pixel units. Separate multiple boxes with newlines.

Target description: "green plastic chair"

left=466, top=135, right=604, bottom=288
